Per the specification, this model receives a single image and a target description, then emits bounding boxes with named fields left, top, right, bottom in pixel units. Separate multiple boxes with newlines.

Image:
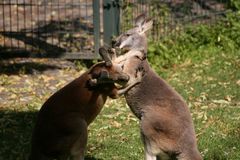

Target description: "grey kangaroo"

left=29, top=47, right=142, bottom=160
left=111, top=14, right=202, bottom=160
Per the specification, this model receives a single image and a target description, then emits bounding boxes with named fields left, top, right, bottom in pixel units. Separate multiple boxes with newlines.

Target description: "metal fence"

left=0, top=0, right=98, bottom=59
left=120, top=0, right=230, bottom=40
left=0, top=0, right=231, bottom=59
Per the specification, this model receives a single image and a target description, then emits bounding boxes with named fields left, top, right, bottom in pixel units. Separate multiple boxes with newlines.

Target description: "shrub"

left=147, top=12, right=240, bottom=69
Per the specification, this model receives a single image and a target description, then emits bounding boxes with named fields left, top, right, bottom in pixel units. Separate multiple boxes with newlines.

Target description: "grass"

left=0, top=46, right=239, bottom=160
left=162, top=49, right=240, bottom=160
left=86, top=46, right=240, bottom=160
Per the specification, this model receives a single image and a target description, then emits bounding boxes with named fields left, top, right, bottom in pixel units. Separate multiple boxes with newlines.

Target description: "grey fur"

left=113, top=14, right=202, bottom=160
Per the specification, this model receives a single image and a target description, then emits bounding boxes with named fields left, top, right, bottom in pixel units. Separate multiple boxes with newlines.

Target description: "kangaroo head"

left=113, top=13, right=153, bottom=53
left=88, top=47, right=130, bottom=88
left=89, top=62, right=129, bottom=85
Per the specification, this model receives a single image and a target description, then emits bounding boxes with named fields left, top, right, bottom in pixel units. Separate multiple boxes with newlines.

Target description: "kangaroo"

left=111, top=14, right=202, bottom=160
left=29, top=47, right=142, bottom=160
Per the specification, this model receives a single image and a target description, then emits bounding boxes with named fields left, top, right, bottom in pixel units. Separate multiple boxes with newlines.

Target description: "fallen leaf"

left=212, top=99, right=230, bottom=104
left=201, top=106, right=208, bottom=110
left=236, top=80, right=240, bottom=86
left=224, top=95, right=232, bottom=102
left=0, top=86, right=4, bottom=92
left=111, top=121, right=122, bottom=128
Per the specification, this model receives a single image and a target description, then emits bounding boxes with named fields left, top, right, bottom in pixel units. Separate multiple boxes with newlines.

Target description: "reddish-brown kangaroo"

left=111, top=14, right=202, bottom=160
left=29, top=47, right=141, bottom=160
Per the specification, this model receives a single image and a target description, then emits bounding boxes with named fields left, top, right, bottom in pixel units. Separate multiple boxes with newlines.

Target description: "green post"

left=103, top=0, right=120, bottom=46
left=93, top=0, right=100, bottom=56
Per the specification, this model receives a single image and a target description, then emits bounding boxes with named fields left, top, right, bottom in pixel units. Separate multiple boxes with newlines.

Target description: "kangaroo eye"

left=126, top=33, right=131, bottom=36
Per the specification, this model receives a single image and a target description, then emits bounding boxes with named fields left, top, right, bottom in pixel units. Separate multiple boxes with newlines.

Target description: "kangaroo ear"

left=134, top=13, right=146, bottom=28
left=134, top=13, right=153, bottom=34
left=99, top=47, right=112, bottom=67
left=140, top=18, right=153, bottom=34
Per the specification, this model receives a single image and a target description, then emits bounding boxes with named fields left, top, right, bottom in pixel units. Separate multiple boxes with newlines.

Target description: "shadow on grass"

left=0, top=110, right=37, bottom=160
left=85, top=156, right=103, bottom=160
left=0, top=110, right=102, bottom=160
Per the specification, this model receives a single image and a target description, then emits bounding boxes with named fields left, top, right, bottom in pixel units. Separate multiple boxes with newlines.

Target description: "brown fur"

left=29, top=62, right=131, bottom=160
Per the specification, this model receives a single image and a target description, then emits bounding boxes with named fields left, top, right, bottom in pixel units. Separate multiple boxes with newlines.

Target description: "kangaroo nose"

left=112, top=39, right=116, bottom=47
left=112, top=40, right=120, bottom=47
left=117, top=74, right=129, bottom=83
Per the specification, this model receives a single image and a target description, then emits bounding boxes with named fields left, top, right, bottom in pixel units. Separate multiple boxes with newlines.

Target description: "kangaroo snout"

left=113, top=74, right=130, bottom=85
left=96, top=70, right=129, bottom=85
left=112, top=38, right=118, bottom=47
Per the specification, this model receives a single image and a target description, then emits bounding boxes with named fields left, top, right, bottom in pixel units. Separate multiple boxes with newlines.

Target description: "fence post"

left=93, top=0, right=100, bottom=56
left=103, top=0, right=120, bottom=46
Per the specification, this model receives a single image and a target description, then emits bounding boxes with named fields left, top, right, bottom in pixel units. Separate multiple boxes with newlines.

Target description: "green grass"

left=163, top=49, right=240, bottom=160
left=0, top=46, right=239, bottom=160
left=87, top=47, right=240, bottom=160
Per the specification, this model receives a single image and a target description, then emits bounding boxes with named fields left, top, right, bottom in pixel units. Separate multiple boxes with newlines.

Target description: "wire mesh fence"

left=0, top=0, right=234, bottom=58
left=120, top=0, right=231, bottom=40
left=0, top=0, right=94, bottom=58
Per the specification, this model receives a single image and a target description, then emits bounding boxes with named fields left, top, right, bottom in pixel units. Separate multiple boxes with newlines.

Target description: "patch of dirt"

left=0, top=58, right=86, bottom=109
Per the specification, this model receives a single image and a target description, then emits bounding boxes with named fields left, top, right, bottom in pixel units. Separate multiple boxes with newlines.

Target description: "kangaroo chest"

left=124, top=84, right=147, bottom=119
